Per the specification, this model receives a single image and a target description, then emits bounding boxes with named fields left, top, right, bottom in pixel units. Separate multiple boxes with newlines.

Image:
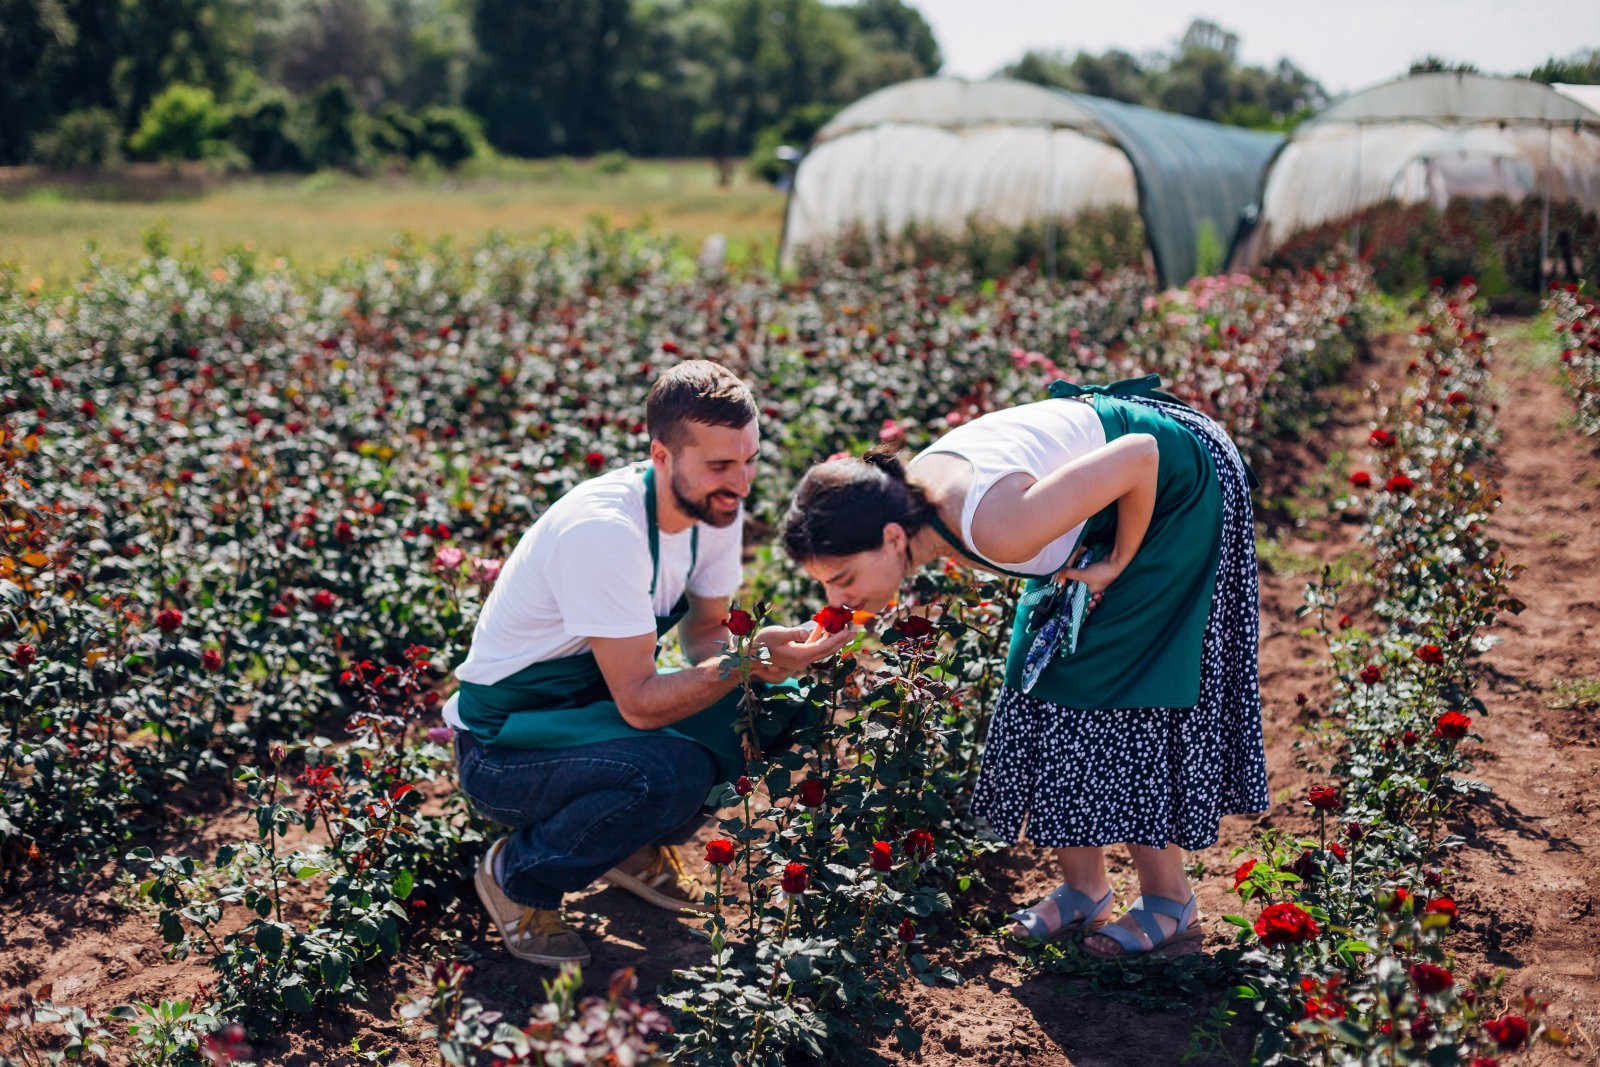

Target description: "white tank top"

left=912, top=398, right=1107, bottom=576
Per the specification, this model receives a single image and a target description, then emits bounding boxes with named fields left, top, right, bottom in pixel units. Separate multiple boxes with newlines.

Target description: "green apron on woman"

left=927, top=375, right=1230, bottom=711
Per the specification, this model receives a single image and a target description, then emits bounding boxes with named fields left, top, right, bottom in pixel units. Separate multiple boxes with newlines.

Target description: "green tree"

left=128, top=82, right=227, bottom=161
left=1527, top=48, right=1600, bottom=84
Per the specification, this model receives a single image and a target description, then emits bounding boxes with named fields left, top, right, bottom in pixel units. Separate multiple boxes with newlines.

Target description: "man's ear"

left=649, top=439, right=670, bottom=467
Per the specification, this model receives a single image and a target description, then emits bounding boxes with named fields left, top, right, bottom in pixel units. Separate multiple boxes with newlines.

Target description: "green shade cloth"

left=454, top=466, right=798, bottom=782
left=929, top=375, right=1224, bottom=709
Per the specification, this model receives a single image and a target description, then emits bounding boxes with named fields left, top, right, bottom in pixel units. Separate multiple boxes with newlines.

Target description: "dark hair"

left=646, top=359, right=758, bottom=450
left=779, top=447, right=938, bottom=561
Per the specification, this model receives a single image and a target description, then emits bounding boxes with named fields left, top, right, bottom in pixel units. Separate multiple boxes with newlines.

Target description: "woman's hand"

left=1055, top=548, right=1124, bottom=613
left=747, top=623, right=853, bottom=683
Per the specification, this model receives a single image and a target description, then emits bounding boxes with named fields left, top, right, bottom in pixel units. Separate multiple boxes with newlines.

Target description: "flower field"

left=1, top=228, right=1593, bottom=1066
left=1545, top=282, right=1600, bottom=438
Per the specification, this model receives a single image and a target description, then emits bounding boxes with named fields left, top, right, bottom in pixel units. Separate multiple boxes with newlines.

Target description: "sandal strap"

left=1095, top=922, right=1148, bottom=952
left=1131, top=892, right=1197, bottom=924
left=1009, top=907, right=1050, bottom=938
left=1047, top=883, right=1111, bottom=923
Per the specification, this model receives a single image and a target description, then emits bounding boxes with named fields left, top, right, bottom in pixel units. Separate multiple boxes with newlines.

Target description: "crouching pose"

left=442, top=360, right=851, bottom=966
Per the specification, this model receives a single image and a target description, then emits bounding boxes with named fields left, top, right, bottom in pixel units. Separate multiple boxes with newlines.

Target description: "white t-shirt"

left=912, top=397, right=1108, bottom=576
left=442, top=463, right=742, bottom=729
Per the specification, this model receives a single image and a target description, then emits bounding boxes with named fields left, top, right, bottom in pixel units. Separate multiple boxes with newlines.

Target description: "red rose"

left=1408, top=962, right=1453, bottom=994
left=780, top=862, right=808, bottom=894
left=1385, top=473, right=1414, bottom=493
left=1369, top=428, right=1396, bottom=447
left=1254, top=901, right=1320, bottom=946
left=1484, top=1014, right=1529, bottom=1050
left=1308, top=785, right=1341, bottom=810
left=869, top=841, right=893, bottom=872
left=1415, top=643, right=1444, bottom=665
left=1447, top=390, right=1469, bottom=405
left=898, top=917, right=916, bottom=942
left=1421, top=896, right=1457, bottom=922
left=1232, top=859, right=1257, bottom=891
left=202, top=648, right=223, bottom=672
left=585, top=451, right=605, bottom=471
left=1337, top=613, right=1352, bottom=628
left=1359, top=664, right=1383, bottom=686
left=1349, top=470, right=1372, bottom=488
left=1402, top=729, right=1419, bottom=746
left=335, top=520, right=354, bottom=544
left=812, top=605, right=852, bottom=635
left=660, top=340, right=681, bottom=355
left=12, top=643, right=36, bottom=667
left=1384, top=888, right=1412, bottom=913
left=1325, top=841, right=1346, bottom=861
left=311, top=590, right=336, bottom=613
left=722, top=609, right=755, bottom=637
left=897, top=614, right=934, bottom=639
left=1471, top=1058, right=1500, bottom=1067
left=797, top=779, right=826, bottom=807
left=705, top=839, right=735, bottom=867
left=156, top=608, right=183, bottom=632
left=734, top=775, right=753, bottom=797
left=270, top=601, right=290, bottom=618
left=1433, top=711, right=1471, bottom=740
left=904, top=828, right=935, bottom=863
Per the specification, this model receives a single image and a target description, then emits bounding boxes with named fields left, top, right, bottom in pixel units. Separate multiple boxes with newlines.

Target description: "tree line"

left=2, top=2, right=1595, bottom=174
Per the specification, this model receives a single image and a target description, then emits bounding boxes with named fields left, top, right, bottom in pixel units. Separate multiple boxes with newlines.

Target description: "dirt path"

left=1441, top=320, right=1600, bottom=1064
left=5, top=320, right=1598, bottom=1066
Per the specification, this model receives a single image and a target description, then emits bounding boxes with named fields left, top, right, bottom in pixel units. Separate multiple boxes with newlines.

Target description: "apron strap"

left=1048, top=373, right=1193, bottom=409
left=642, top=464, right=699, bottom=599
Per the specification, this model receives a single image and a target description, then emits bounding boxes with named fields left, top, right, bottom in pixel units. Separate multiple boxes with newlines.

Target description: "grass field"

left=0, top=156, right=788, bottom=286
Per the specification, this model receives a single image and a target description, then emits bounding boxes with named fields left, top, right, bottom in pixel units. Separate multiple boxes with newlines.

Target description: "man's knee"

left=645, top=740, right=716, bottom=826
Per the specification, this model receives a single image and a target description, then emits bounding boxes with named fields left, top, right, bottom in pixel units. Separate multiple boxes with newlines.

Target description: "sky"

left=911, top=0, right=1600, bottom=96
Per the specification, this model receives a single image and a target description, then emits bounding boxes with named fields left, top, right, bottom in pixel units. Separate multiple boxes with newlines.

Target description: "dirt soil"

left=3, top=319, right=1598, bottom=1066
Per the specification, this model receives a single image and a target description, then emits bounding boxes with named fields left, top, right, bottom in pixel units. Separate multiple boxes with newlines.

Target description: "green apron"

left=929, top=375, right=1226, bottom=710
left=454, top=465, right=797, bottom=781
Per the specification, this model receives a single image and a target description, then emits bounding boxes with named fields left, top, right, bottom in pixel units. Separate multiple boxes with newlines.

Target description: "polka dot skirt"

left=969, top=396, right=1271, bottom=851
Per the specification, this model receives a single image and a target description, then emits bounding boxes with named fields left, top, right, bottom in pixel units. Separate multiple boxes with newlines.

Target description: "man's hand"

left=747, top=623, right=853, bottom=683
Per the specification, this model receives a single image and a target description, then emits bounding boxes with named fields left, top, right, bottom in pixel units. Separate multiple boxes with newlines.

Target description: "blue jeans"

left=454, top=729, right=715, bottom=909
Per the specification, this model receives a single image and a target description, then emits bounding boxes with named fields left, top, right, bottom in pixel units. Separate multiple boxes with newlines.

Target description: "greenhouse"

left=1231, top=72, right=1600, bottom=268
left=778, top=77, right=1282, bottom=286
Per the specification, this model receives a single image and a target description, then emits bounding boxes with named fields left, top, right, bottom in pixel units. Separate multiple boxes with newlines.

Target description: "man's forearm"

left=617, top=659, right=741, bottom=731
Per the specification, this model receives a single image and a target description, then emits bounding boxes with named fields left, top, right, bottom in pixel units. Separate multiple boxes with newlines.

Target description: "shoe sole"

left=599, top=865, right=709, bottom=914
left=474, top=842, right=592, bottom=967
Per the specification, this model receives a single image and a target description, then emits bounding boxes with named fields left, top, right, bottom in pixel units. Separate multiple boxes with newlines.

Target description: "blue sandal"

left=1007, top=883, right=1114, bottom=941
left=1084, top=891, right=1204, bottom=958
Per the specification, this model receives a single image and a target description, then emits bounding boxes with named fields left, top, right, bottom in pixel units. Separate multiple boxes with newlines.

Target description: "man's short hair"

left=645, top=359, right=758, bottom=450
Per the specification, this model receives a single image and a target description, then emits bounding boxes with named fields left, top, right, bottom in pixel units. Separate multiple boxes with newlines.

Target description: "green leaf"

left=895, top=1025, right=922, bottom=1053
left=214, top=844, right=236, bottom=868
left=392, top=870, right=414, bottom=899
left=282, top=980, right=312, bottom=1014
left=256, top=923, right=283, bottom=957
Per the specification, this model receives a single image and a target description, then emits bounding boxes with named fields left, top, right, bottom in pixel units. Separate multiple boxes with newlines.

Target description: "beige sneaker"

left=600, top=843, right=708, bottom=914
left=474, top=837, right=590, bottom=966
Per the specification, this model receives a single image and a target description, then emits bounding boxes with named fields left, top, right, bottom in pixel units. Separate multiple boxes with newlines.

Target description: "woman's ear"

left=882, top=521, right=907, bottom=557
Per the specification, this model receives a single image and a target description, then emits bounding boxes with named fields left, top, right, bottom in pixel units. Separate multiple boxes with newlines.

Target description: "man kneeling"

left=440, top=360, right=851, bottom=965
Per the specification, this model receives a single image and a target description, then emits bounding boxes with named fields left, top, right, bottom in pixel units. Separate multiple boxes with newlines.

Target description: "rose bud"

left=780, top=862, right=808, bottom=894
left=705, top=839, right=736, bottom=867
left=898, top=917, right=916, bottom=942
left=869, top=841, right=893, bottom=872
left=797, top=779, right=826, bottom=807
left=723, top=609, right=755, bottom=637
left=734, top=775, right=753, bottom=797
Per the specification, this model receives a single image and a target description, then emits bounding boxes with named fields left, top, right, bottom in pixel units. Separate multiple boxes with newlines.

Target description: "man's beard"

left=671, top=469, right=742, bottom=528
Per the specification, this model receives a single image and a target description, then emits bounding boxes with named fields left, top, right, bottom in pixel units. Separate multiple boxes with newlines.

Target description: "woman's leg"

left=1082, top=841, right=1193, bottom=953
left=1007, top=845, right=1114, bottom=936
